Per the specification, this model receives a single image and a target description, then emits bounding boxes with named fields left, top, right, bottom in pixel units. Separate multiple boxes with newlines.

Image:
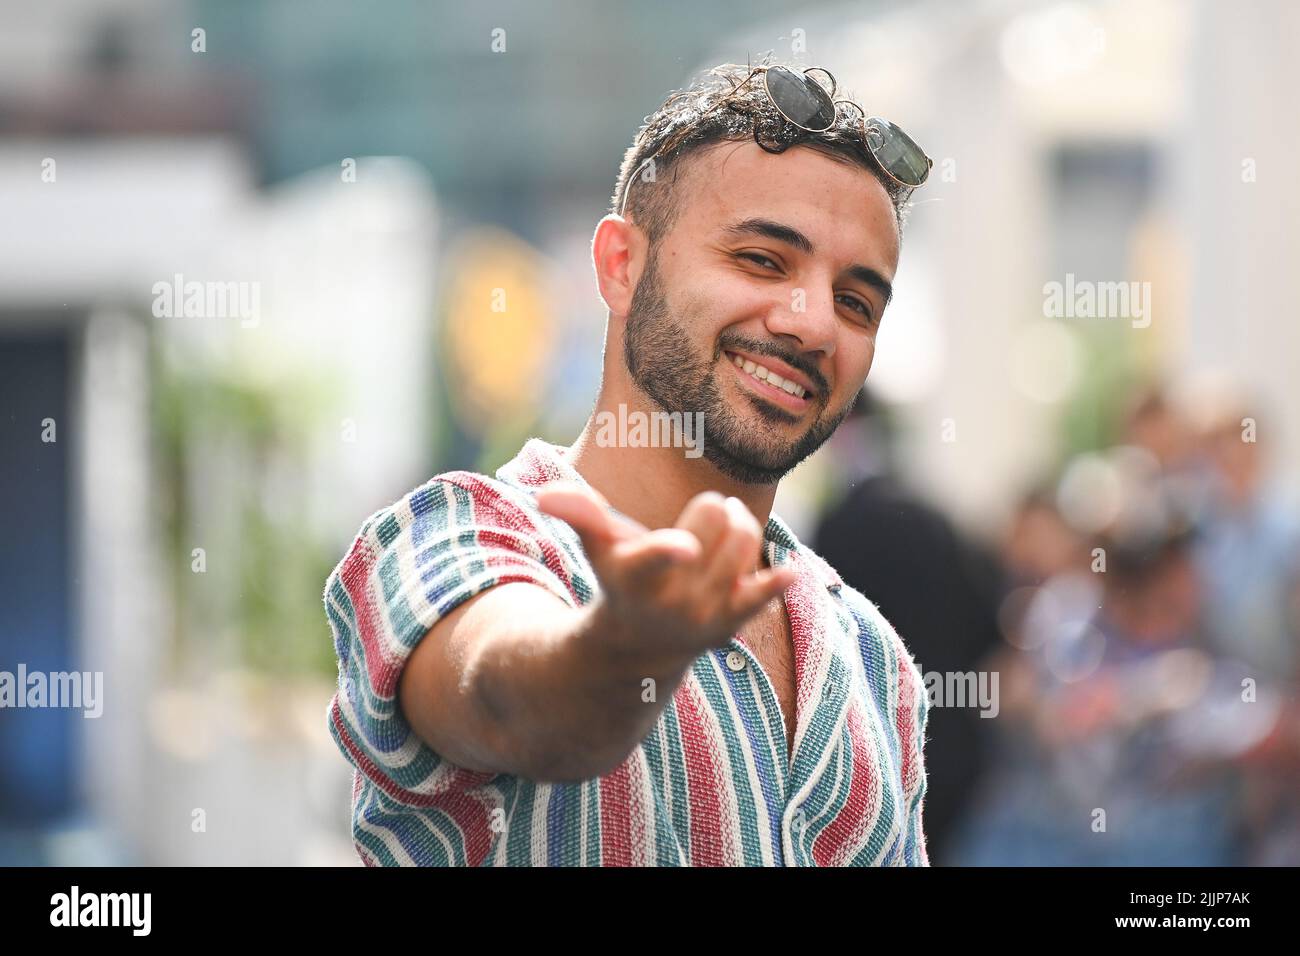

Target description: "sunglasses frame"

left=619, top=64, right=931, bottom=219
left=762, top=65, right=933, bottom=189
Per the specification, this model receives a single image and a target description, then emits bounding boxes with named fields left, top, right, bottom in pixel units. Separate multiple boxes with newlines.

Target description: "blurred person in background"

left=950, top=450, right=1285, bottom=865
left=1187, top=385, right=1300, bottom=864
left=324, top=62, right=938, bottom=866
left=957, top=484, right=1100, bottom=860
left=1001, top=487, right=1093, bottom=592
left=814, top=390, right=1003, bottom=864
left=1112, top=379, right=1300, bottom=680
left=1188, top=389, right=1300, bottom=680
left=1121, top=384, right=1198, bottom=477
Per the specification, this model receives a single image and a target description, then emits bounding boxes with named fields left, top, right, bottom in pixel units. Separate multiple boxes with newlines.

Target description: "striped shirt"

left=324, top=438, right=931, bottom=866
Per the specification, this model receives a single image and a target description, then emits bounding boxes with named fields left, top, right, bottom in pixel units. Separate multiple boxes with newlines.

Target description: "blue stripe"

left=547, top=785, right=567, bottom=866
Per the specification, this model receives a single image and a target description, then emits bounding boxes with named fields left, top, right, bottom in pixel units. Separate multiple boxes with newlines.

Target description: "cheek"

left=679, top=270, right=777, bottom=340
left=714, top=271, right=779, bottom=315
left=859, top=339, right=878, bottom=377
left=837, top=337, right=877, bottom=396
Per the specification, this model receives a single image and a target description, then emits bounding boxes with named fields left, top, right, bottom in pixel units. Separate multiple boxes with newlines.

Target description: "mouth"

left=723, top=350, right=815, bottom=413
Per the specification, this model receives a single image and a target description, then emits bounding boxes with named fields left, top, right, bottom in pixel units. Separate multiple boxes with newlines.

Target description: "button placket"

left=722, top=637, right=792, bottom=791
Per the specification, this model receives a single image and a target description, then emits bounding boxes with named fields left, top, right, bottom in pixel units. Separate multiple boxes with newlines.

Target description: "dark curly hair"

left=611, top=61, right=916, bottom=247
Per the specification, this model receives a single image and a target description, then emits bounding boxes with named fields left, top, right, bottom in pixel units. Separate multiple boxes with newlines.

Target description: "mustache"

left=716, top=333, right=830, bottom=397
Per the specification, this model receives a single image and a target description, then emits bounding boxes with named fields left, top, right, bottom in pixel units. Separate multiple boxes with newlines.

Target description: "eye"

left=837, top=292, right=877, bottom=325
left=735, top=251, right=782, bottom=272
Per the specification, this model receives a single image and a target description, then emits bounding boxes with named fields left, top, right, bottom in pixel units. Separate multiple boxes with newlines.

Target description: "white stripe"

left=580, top=782, right=589, bottom=866
left=495, top=782, right=522, bottom=866
left=628, top=749, right=656, bottom=866
left=529, top=785, right=550, bottom=866
left=658, top=719, right=673, bottom=822
left=805, top=726, right=844, bottom=835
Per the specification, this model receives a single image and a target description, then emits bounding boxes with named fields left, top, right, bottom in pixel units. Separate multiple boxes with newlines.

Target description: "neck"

left=567, top=380, right=779, bottom=535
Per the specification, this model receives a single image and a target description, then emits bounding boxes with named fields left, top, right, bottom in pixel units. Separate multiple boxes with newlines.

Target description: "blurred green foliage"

left=151, top=341, right=339, bottom=678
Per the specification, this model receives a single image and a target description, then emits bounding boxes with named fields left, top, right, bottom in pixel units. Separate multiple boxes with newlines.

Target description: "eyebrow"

left=721, top=217, right=893, bottom=308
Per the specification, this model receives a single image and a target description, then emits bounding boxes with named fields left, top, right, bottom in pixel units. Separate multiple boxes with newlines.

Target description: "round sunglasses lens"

left=766, top=66, right=836, bottom=131
left=864, top=116, right=930, bottom=186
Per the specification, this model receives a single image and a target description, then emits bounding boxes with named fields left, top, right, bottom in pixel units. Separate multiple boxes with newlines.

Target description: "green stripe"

left=584, top=778, right=602, bottom=864
left=352, top=786, right=401, bottom=866
left=660, top=697, right=691, bottom=862
left=637, top=714, right=685, bottom=864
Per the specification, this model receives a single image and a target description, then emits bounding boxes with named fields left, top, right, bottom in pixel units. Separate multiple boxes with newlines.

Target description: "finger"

left=610, top=528, right=703, bottom=589
left=699, top=496, right=763, bottom=594
left=728, top=566, right=797, bottom=623
left=674, top=490, right=730, bottom=558
left=536, top=483, right=642, bottom=559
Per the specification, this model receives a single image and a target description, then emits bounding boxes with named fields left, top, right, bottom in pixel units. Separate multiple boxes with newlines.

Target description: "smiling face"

left=618, top=139, right=902, bottom=484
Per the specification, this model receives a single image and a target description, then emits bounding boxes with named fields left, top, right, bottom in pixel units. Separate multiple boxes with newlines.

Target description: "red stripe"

left=597, top=762, right=634, bottom=866
left=434, top=792, right=496, bottom=866
left=782, top=557, right=820, bottom=721
left=674, top=680, right=728, bottom=866
left=812, top=702, right=879, bottom=865
left=336, top=536, right=402, bottom=696
left=894, top=639, right=919, bottom=791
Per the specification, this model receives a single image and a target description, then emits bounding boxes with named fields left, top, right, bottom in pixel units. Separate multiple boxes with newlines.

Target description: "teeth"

left=727, top=353, right=807, bottom=400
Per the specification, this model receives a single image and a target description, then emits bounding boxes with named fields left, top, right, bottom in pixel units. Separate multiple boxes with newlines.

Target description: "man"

left=325, top=62, right=934, bottom=866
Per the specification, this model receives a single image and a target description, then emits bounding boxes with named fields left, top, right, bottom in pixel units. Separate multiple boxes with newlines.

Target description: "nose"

left=762, top=284, right=838, bottom=359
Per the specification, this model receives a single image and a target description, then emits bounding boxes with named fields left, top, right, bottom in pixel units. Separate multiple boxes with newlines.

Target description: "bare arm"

left=399, top=583, right=696, bottom=782
left=397, top=484, right=795, bottom=784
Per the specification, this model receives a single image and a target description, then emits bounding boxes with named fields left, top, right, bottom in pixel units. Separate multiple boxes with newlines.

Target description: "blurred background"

left=1, top=0, right=1297, bottom=865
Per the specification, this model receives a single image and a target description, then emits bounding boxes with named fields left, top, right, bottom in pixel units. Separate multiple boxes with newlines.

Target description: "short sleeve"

left=883, top=612, right=931, bottom=867
left=323, top=474, right=576, bottom=807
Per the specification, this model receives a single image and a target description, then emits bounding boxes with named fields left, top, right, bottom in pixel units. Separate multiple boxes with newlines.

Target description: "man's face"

left=622, top=140, right=901, bottom=484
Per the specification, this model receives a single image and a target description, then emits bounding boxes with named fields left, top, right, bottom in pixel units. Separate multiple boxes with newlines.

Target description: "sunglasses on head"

left=620, top=64, right=932, bottom=218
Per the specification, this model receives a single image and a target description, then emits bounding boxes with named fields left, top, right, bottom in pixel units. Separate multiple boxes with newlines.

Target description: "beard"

left=622, top=247, right=855, bottom=485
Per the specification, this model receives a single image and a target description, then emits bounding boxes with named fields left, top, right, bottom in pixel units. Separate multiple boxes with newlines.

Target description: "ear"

left=591, top=213, right=644, bottom=318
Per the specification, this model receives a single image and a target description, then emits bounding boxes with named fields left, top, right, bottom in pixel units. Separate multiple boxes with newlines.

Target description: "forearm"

left=467, top=600, right=697, bottom=782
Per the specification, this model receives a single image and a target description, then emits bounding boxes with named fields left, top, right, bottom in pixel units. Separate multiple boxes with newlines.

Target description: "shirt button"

left=725, top=650, right=747, bottom=672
